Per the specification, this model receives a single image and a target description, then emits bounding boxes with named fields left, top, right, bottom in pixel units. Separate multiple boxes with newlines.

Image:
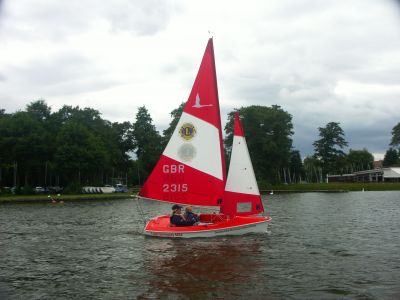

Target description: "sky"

left=0, top=0, right=400, bottom=160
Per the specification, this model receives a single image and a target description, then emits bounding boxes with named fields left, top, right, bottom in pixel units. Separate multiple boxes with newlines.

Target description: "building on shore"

left=327, top=167, right=400, bottom=183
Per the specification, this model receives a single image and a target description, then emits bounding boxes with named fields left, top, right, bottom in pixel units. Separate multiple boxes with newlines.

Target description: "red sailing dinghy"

left=138, top=38, right=271, bottom=238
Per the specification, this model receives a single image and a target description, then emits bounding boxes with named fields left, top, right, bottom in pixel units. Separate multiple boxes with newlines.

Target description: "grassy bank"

left=260, top=182, right=400, bottom=193
left=1, top=183, right=400, bottom=203
left=0, top=193, right=135, bottom=203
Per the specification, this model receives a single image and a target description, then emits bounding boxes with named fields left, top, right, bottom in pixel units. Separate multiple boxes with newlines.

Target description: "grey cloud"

left=1, top=0, right=180, bottom=41
left=107, top=0, right=181, bottom=36
left=4, top=52, right=121, bottom=98
left=11, top=53, right=92, bottom=86
left=161, top=56, right=195, bottom=76
left=1, top=0, right=399, bottom=160
left=346, top=127, right=392, bottom=152
left=1, top=1, right=95, bottom=41
left=215, top=1, right=400, bottom=158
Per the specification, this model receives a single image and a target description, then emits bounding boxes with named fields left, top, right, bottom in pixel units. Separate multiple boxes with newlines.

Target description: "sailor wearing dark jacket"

left=170, top=204, right=196, bottom=227
left=184, top=206, right=200, bottom=222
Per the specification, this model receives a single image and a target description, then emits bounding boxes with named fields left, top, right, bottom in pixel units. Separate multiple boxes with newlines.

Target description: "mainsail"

left=139, top=38, right=226, bottom=206
left=220, top=112, right=264, bottom=217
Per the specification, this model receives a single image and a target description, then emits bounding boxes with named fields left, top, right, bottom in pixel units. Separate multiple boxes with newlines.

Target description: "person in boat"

left=184, top=206, right=200, bottom=223
left=170, top=204, right=197, bottom=227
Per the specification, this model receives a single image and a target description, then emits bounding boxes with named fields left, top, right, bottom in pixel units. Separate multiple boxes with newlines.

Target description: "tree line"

left=1, top=100, right=399, bottom=193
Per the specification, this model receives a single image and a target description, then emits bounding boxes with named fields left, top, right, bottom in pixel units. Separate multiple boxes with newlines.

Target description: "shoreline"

left=260, top=189, right=349, bottom=193
left=0, top=193, right=134, bottom=204
left=1, top=183, right=400, bottom=203
left=259, top=182, right=400, bottom=193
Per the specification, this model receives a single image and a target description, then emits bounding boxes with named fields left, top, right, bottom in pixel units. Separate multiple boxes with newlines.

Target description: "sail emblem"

left=178, top=143, right=197, bottom=162
left=179, top=123, right=197, bottom=141
left=193, top=94, right=213, bottom=108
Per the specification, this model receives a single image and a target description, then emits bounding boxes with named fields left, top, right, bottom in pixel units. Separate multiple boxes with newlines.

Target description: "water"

left=1, top=192, right=400, bottom=299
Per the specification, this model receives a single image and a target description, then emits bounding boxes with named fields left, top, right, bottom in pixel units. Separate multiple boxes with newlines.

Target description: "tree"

left=313, top=122, right=348, bottom=175
left=0, top=110, right=51, bottom=187
left=390, top=122, right=400, bottom=148
left=132, top=106, right=162, bottom=179
left=54, top=121, right=108, bottom=185
left=0, top=100, right=138, bottom=189
left=224, top=105, right=294, bottom=183
left=26, top=99, right=51, bottom=122
left=289, top=150, right=304, bottom=183
left=162, top=102, right=185, bottom=148
left=383, top=148, right=399, bottom=167
left=346, top=149, right=374, bottom=172
left=303, top=156, right=323, bottom=183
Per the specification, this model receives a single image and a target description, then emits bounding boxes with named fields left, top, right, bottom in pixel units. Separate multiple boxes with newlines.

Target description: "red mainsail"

left=139, top=38, right=226, bottom=206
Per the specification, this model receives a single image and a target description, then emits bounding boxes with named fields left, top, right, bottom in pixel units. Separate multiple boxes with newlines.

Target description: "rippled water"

left=1, top=192, right=400, bottom=299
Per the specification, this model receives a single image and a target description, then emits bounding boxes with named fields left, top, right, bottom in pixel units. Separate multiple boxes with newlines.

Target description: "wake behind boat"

left=137, top=38, right=271, bottom=238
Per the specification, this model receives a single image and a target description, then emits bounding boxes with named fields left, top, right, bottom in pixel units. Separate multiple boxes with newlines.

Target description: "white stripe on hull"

left=143, top=220, right=269, bottom=238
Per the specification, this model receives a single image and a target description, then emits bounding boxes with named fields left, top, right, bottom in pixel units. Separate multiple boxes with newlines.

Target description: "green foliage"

left=132, top=106, right=162, bottom=179
left=54, top=121, right=108, bottom=180
left=0, top=100, right=136, bottom=188
left=313, top=122, right=348, bottom=175
left=4, top=99, right=394, bottom=192
left=224, top=105, right=294, bottom=183
left=26, top=100, right=51, bottom=121
left=346, top=149, right=374, bottom=171
left=390, top=122, right=400, bottom=148
left=289, top=150, right=304, bottom=182
left=20, top=185, right=34, bottom=195
left=303, top=156, right=323, bottom=183
left=383, top=148, right=399, bottom=167
left=63, top=181, right=82, bottom=194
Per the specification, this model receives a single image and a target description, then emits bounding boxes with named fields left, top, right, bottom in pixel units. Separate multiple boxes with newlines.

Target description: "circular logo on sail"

left=178, top=144, right=196, bottom=162
left=179, top=123, right=196, bottom=141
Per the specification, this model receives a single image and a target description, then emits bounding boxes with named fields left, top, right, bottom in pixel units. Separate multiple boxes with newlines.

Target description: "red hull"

left=144, top=214, right=271, bottom=238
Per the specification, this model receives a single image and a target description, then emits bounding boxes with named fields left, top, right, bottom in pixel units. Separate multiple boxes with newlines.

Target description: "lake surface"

left=1, top=192, right=400, bottom=299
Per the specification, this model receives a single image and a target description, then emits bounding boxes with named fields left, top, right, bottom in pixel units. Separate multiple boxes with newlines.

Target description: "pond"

left=0, top=191, right=399, bottom=299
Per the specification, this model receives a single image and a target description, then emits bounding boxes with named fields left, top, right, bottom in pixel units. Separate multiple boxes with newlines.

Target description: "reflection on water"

left=1, top=192, right=400, bottom=299
left=140, top=237, right=267, bottom=299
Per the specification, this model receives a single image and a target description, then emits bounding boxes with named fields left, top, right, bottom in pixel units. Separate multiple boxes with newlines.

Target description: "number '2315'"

left=163, top=184, right=188, bottom=192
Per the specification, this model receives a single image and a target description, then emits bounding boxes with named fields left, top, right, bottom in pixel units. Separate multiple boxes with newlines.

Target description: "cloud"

left=106, top=0, right=181, bottom=36
left=0, top=0, right=399, bottom=160
left=0, top=0, right=180, bottom=42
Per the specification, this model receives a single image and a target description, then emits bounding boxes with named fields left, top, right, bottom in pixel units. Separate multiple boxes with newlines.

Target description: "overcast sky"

left=1, top=0, right=400, bottom=159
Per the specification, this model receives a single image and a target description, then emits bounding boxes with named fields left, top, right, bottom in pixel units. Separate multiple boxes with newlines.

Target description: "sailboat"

left=137, top=38, right=271, bottom=238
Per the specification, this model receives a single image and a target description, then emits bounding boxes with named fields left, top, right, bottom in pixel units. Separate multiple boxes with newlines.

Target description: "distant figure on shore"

left=48, top=195, right=57, bottom=204
left=49, top=195, right=64, bottom=204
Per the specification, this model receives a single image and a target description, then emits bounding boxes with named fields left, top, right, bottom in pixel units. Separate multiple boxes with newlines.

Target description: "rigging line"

left=133, top=195, right=147, bottom=229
